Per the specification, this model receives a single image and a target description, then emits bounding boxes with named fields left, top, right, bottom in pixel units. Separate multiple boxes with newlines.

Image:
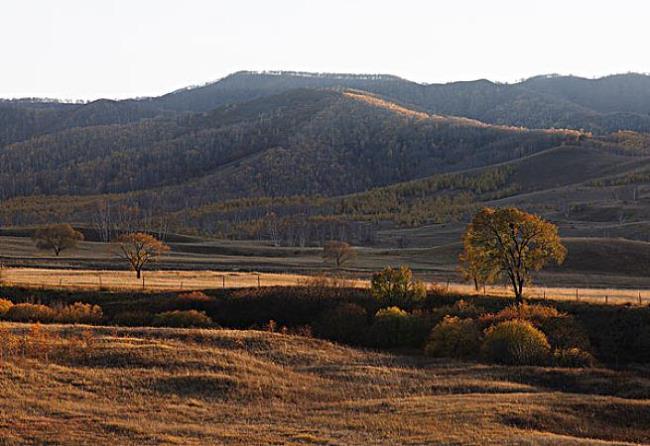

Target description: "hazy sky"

left=2, top=0, right=649, bottom=100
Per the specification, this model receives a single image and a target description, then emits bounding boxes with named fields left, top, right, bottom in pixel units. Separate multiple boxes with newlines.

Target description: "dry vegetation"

left=0, top=322, right=648, bottom=445
left=2, top=267, right=648, bottom=306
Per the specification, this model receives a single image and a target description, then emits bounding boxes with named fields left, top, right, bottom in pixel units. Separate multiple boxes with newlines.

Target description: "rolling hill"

left=2, top=70, right=650, bottom=254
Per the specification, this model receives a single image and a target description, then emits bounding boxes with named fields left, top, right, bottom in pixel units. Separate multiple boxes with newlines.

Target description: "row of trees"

left=29, top=206, right=565, bottom=303
left=31, top=224, right=169, bottom=279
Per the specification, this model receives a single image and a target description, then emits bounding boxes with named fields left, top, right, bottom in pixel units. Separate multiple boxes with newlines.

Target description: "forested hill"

left=0, top=89, right=579, bottom=201
left=150, top=71, right=650, bottom=134
left=3, top=71, right=650, bottom=245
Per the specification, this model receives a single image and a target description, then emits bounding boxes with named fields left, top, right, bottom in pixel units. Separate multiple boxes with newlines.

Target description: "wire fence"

left=0, top=267, right=648, bottom=306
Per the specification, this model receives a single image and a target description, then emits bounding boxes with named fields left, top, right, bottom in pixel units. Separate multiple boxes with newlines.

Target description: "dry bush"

left=298, top=274, right=351, bottom=289
left=484, top=303, right=562, bottom=325
left=54, top=302, right=103, bottom=324
left=176, top=291, right=214, bottom=303
left=425, top=316, right=481, bottom=359
left=432, top=299, right=485, bottom=322
left=553, top=347, right=596, bottom=368
left=5, top=303, right=56, bottom=323
left=0, top=298, right=14, bottom=316
left=0, top=325, right=20, bottom=362
left=481, top=320, right=551, bottom=366
left=153, top=310, right=213, bottom=328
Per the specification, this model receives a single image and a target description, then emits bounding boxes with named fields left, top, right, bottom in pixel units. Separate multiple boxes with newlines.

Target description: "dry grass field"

left=0, top=323, right=648, bottom=445
left=2, top=266, right=649, bottom=306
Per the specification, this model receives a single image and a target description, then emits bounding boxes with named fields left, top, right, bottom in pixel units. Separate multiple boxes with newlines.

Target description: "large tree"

left=115, top=232, right=170, bottom=279
left=32, top=224, right=84, bottom=256
left=323, top=241, right=356, bottom=269
left=460, top=208, right=566, bottom=304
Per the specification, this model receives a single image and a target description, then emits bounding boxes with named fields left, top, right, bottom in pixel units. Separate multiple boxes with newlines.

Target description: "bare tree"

left=114, top=232, right=170, bottom=279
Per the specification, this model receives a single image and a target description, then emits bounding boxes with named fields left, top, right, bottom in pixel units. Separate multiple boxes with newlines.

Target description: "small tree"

left=461, top=207, right=566, bottom=304
left=370, top=265, right=426, bottom=309
left=115, top=232, right=170, bottom=279
left=323, top=241, right=356, bottom=268
left=32, top=224, right=84, bottom=256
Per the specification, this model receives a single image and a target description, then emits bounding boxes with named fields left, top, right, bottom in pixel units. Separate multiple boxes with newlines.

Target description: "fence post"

left=576, top=289, right=579, bottom=302
left=605, top=295, right=608, bottom=304
left=222, top=276, right=225, bottom=288
left=257, top=275, right=261, bottom=288
left=543, top=289, right=546, bottom=301
left=142, top=274, right=145, bottom=290
left=639, top=291, right=643, bottom=305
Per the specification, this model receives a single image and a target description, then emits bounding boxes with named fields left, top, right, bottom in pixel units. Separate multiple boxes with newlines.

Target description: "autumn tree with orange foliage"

left=460, top=208, right=566, bottom=304
left=115, top=232, right=170, bottom=278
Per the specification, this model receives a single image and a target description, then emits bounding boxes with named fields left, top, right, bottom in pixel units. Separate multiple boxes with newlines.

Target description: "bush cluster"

left=2, top=302, right=103, bottom=324
left=152, top=310, right=213, bottom=328
left=425, top=316, right=481, bottom=359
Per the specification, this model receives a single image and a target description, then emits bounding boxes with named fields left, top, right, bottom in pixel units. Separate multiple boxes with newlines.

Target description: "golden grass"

left=2, top=266, right=648, bottom=306
left=0, top=322, right=648, bottom=445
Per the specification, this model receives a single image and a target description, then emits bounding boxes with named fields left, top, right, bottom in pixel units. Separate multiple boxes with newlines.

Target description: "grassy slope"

left=1, top=323, right=649, bottom=445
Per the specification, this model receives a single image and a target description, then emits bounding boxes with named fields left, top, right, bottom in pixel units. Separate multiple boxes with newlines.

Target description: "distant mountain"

left=3, top=71, right=650, bottom=245
left=148, top=71, right=650, bottom=134
left=0, top=89, right=578, bottom=201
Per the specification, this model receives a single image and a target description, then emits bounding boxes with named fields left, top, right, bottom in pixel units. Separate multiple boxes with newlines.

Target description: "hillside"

left=150, top=71, right=650, bottom=134
left=1, top=323, right=648, bottom=445
left=3, top=71, right=650, bottom=251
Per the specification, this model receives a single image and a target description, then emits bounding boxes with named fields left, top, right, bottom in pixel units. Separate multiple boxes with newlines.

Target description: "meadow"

left=1, top=323, right=648, bottom=445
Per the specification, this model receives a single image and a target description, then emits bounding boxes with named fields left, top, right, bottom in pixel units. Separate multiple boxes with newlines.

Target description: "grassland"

left=2, top=266, right=649, bottom=306
left=1, top=322, right=648, bottom=445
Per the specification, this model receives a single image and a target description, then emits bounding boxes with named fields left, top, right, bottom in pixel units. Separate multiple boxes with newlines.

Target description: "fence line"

left=0, top=267, right=648, bottom=306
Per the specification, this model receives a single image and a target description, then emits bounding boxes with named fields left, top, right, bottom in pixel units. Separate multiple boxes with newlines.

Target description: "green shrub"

left=539, top=315, right=591, bottom=351
left=371, top=266, right=426, bottom=309
left=481, top=320, right=550, bottom=365
left=366, top=306, right=430, bottom=348
left=153, top=310, right=213, bottom=328
left=425, top=316, right=481, bottom=359
left=55, top=302, right=103, bottom=324
left=553, top=348, right=596, bottom=368
left=312, top=303, right=368, bottom=344
left=5, top=303, right=56, bottom=323
left=0, top=298, right=14, bottom=315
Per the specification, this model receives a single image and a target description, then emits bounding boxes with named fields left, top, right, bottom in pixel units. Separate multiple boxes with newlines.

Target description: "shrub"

left=553, top=348, right=596, bottom=368
left=5, top=303, right=56, bottom=323
left=176, top=291, right=214, bottom=303
left=55, top=302, right=103, bottom=324
left=425, top=316, right=481, bottom=359
left=485, top=304, right=561, bottom=325
left=153, top=310, right=213, bottom=328
left=366, top=306, right=430, bottom=348
left=312, top=303, right=368, bottom=344
left=371, top=266, right=426, bottom=309
left=432, top=299, right=485, bottom=322
left=0, top=298, right=14, bottom=315
left=481, top=320, right=550, bottom=365
left=539, top=315, right=591, bottom=351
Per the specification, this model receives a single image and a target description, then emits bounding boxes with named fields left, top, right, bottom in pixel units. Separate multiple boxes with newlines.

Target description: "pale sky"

left=1, top=0, right=649, bottom=100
